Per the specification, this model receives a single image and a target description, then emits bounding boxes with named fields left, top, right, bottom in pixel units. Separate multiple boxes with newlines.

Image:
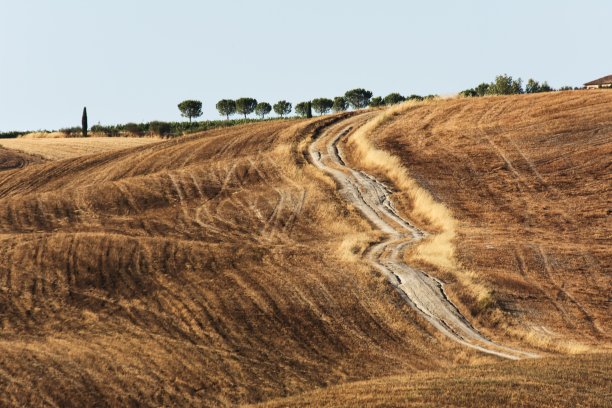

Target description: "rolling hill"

left=341, top=91, right=611, bottom=353
left=0, top=90, right=609, bottom=406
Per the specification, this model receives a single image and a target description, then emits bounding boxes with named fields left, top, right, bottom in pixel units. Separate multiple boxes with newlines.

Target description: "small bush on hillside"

left=91, top=124, right=120, bottom=136
left=149, top=121, right=172, bottom=136
left=486, top=74, right=523, bottom=95
left=460, top=88, right=478, bottom=97
left=383, top=93, right=405, bottom=105
left=526, top=79, right=554, bottom=93
left=526, top=79, right=541, bottom=93
left=540, top=82, right=554, bottom=92
left=369, top=96, right=384, bottom=107
left=123, top=123, right=142, bottom=135
left=407, top=94, right=424, bottom=101
left=475, top=83, right=490, bottom=96
left=0, top=131, right=28, bottom=139
left=60, top=127, right=82, bottom=137
left=60, top=128, right=74, bottom=136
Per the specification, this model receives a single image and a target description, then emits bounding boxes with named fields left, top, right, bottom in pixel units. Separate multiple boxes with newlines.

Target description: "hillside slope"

left=253, top=353, right=611, bottom=408
left=0, top=116, right=488, bottom=406
left=0, top=91, right=609, bottom=406
left=341, top=90, right=611, bottom=352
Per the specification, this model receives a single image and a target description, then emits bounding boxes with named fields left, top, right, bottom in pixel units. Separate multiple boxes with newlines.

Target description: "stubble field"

left=0, top=90, right=609, bottom=407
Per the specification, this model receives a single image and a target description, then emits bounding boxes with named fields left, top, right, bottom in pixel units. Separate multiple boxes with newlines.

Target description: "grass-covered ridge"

left=0, top=117, right=298, bottom=139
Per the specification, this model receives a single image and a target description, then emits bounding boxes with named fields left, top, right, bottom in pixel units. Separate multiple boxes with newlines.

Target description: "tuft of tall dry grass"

left=20, top=131, right=68, bottom=138
left=345, top=101, right=492, bottom=307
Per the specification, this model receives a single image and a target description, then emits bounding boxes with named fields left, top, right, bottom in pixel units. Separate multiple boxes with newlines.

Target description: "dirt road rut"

left=309, top=115, right=537, bottom=360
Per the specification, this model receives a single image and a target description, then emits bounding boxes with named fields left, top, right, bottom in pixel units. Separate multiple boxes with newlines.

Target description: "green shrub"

left=460, top=89, right=478, bottom=97
left=122, top=123, right=142, bottom=135
left=369, top=96, right=384, bottom=107
left=0, top=131, right=27, bottom=139
left=60, top=127, right=81, bottom=137
left=383, top=93, right=405, bottom=105
left=486, top=74, right=523, bottom=95
left=149, top=121, right=172, bottom=136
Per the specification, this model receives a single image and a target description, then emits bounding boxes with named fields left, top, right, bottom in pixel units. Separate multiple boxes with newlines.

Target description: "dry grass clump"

left=507, top=326, right=609, bottom=355
left=20, top=131, right=68, bottom=138
left=346, top=102, right=458, bottom=266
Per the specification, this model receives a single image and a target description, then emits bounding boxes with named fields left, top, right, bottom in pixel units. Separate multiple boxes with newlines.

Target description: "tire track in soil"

left=309, top=115, right=538, bottom=360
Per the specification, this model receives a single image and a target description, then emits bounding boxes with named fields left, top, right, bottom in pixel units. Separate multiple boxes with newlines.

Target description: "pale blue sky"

left=1, top=0, right=610, bottom=131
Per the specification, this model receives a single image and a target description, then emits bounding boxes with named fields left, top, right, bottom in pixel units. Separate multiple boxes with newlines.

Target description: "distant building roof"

left=584, top=75, right=612, bottom=86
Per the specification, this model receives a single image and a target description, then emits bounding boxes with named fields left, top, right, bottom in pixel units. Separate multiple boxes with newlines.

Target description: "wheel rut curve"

left=308, top=115, right=538, bottom=360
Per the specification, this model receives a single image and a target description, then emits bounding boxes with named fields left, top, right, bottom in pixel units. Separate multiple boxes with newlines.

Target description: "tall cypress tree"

left=82, top=107, right=88, bottom=137
left=306, top=101, right=312, bottom=118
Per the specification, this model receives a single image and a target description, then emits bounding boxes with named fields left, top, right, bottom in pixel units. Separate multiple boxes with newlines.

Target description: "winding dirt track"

left=309, top=115, right=537, bottom=360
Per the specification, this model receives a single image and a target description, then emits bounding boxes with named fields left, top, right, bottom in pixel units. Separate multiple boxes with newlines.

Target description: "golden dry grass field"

left=0, top=136, right=161, bottom=160
left=0, top=91, right=609, bottom=406
left=340, top=91, right=611, bottom=354
left=254, top=353, right=612, bottom=408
